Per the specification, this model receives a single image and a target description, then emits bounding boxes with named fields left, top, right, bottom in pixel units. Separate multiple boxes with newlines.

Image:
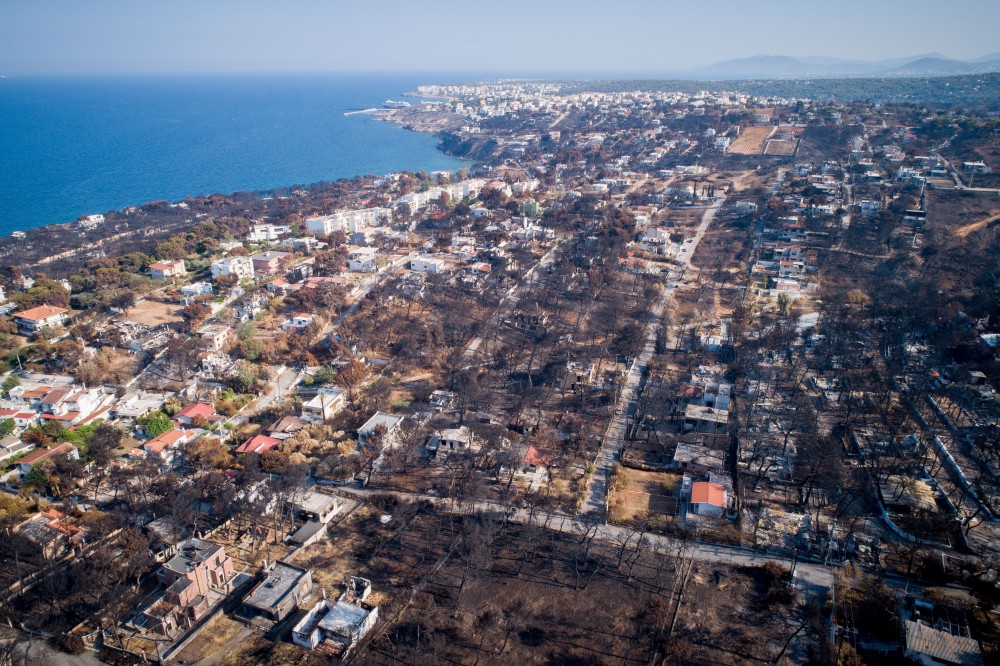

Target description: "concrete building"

left=292, top=578, right=377, bottom=654
left=242, top=561, right=314, bottom=623
left=347, top=247, right=378, bottom=272
left=302, top=387, right=346, bottom=421
left=13, top=304, right=68, bottom=335
left=247, top=224, right=291, bottom=242
left=357, top=412, right=404, bottom=449
left=211, top=255, right=255, bottom=281
left=143, top=539, right=235, bottom=635
left=199, top=324, right=234, bottom=352
left=251, top=251, right=290, bottom=275
left=181, top=281, right=214, bottom=298
left=149, top=260, right=187, bottom=280
left=410, top=256, right=447, bottom=274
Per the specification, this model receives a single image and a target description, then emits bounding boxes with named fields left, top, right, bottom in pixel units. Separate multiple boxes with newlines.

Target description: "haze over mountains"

left=689, top=52, right=1000, bottom=79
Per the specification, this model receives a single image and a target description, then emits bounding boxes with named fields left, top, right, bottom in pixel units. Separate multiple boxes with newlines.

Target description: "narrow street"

left=580, top=198, right=724, bottom=515
left=341, top=486, right=835, bottom=597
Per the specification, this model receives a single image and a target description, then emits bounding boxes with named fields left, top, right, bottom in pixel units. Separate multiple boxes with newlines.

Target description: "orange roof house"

left=173, top=403, right=216, bottom=425
left=690, top=481, right=725, bottom=507
left=13, top=304, right=68, bottom=333
left=144, top=430, right=195, bottom=455
left=523, top=444, right=555, bottom=468
left=236, top=434, right=282, bottom=455
left=689, top=481, right=727, bottom=518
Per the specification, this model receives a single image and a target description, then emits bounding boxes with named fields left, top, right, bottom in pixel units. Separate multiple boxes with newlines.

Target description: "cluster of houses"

left=129, top=523, right=379, bottom=659
left=753, top=227, right=820, bottom=300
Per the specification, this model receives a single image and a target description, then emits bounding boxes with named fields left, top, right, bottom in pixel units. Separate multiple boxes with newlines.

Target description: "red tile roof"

left=236, top=434, right=281, bottom=455
left=690, top=481, right=726, bottom=507
left=174, top=403, right=216, bottom=421
left=677, top=384, right=704, bottom=399
left=14, top=304, right=67, bottom=321
left=18, top=443, right=76, bottom=466
left=144, top=429, right=192, bottom=453
left=524, top=444, right=554, bottom=467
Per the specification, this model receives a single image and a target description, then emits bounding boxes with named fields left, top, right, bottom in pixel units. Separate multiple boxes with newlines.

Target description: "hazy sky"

left=2, top=0, right=998, bottom=75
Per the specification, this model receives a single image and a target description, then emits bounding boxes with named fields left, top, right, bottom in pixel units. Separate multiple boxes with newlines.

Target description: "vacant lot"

left=928, top=189, right=999, bottom=234
left=728, top=126, right=774, bottom=155
left=611, top=467, right=680, bottom=522
left=763, top=138, right=798, bottom=156
left=172, top=614, right=252, bottom=666
left=123, top=299, right=184, bottom=327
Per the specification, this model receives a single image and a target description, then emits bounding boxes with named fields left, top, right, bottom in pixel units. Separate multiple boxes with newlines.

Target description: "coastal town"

left=0, top=78, right=997, bottom=665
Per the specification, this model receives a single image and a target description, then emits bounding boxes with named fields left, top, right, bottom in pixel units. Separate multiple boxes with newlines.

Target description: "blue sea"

left=0, top=73, right=470, bottom=235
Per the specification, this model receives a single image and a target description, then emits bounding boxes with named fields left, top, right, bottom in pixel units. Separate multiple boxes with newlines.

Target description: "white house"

left=247, top=224, right=291, bottom=242
left=282, top=313, right=316, bottom=332
left=358, top=412, right=404, bottom=449
left=149, top=260, right=187, bottom=280
left=181, top=282, right=214, bottom=298
left=410, top=256, right=447, bottom=274
left=347, top=247, right=378, bottom=272
left=963, top=161, right=992, bottom=175
left=291, top=596, right=378, bottom=652
left=16, top=443, right=79, bottom=478
left=688, top=481, right=727, bottom=518
left=211, top=256, right=255, bottom=281
left=637, top=228, right=672, bottom=255
left=425, top=426, right=474, bottom=456
left=302, top=387, right=346, bottom=421
left=13, top=304, right=68, bottom=335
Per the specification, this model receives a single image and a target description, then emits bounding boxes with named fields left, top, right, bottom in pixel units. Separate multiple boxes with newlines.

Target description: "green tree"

left=25, top=461, right=52, bottom=490
left=1, top=374, right=20, bottom=398
left=240, top=338, right=266, bottom=361
left=138, top=411, right=174, bottom=438
left=0, top=419, right=13, bottom=437
left=228, top=360, right=261, bottom=395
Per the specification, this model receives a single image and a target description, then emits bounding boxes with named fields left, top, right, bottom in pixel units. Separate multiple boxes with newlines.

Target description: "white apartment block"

left=211, top=255, right=255, bottom=281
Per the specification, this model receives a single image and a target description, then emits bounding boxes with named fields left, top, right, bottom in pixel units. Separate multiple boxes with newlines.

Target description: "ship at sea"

left=383, top=99, right=411, bottom=109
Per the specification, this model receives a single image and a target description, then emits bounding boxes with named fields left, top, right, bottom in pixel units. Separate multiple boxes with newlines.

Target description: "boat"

left=383, top=100, right=411, bottom=109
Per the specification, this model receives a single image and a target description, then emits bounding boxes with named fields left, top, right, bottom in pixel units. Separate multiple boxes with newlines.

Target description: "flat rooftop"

left=294, top=491, right=339, bottom=516
left=318, top=601, right=370, bottom=637
left=244, top=561, right=309, bottom=610
left=163, top=538, right=223, bottom=574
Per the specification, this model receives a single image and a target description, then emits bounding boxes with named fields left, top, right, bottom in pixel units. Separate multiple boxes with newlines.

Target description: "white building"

left=347, top=247, right=378, bottom=272
left=211, top=256, right=255, bottom=281
left=281, top=313, right=316, bottom=331
left=248, top=224, right=291, bottom=242
left=13, top=305, right=68, bottom=335
left=305, top=214, right=345, bottom=236
left=148, top=260, right=187, bottom=280
left=687, top=480, right=728, bottom=518
left=302, top=387, right=346, bottom=421
left=410, top=256, right=447, bottom=274
left=181, top=282, right=214, bottom=298
left=358, top=412, right=404, bottom=449
left=306, top=207, right=392, bottom=236
left=292, top=596, right=378, bottom=653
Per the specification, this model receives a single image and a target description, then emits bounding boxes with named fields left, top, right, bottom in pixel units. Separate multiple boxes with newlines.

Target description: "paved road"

left=252, top=364, right=301, bottom=415
left=580, top=198, right=724, bottom=515
left=341, top=486, right=834, bottom=595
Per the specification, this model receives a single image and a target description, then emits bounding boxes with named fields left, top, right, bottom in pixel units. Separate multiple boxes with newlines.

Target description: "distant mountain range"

left=689, top=53, right=1000, bottom=79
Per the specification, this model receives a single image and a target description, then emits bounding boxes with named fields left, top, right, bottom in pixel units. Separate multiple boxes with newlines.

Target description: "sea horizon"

left=0, top=72, right=479, bottom=236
